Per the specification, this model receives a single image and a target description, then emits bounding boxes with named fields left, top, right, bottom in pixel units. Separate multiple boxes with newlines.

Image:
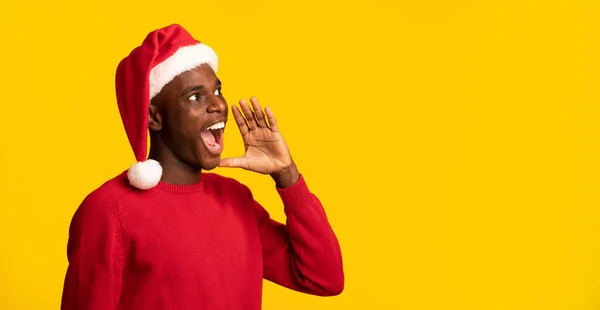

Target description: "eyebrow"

left=180, top=79, right=222, bottom=97
left=180, top=85, right=204, bottom=97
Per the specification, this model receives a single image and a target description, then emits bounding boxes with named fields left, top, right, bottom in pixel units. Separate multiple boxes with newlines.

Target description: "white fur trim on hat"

left=149, top=43, right=218, bottom=100
left=127, top=159, right=162, bottom=190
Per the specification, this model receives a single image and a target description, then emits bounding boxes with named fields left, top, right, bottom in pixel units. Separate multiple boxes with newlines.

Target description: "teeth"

left=205, top=122, right=225, bottom=131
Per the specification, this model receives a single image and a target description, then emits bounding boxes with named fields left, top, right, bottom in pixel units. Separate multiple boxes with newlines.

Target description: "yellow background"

left=0, top=0, right=599, bottom=309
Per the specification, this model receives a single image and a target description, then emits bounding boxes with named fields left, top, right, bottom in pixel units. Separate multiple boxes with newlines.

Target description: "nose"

left=207, top=96, right=227, bottom=115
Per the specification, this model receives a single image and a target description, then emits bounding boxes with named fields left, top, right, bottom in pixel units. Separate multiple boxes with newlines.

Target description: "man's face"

left=150, top=64, right=228, bottom=170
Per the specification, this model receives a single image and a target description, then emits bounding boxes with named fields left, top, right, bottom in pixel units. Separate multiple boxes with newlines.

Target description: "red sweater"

left=61, top=172, right=344, bottom=310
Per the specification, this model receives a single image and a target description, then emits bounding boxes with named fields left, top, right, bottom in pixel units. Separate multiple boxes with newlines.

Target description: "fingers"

left=219, top=156, right=249, bottom=170
left=239, top=99, right=258, bottom=130
left=231, top=106, right=249, bottom=136
left=250, top=97, right=268, bottom=128
left=235, top=97, right=276, bottom=131
left=265, top=106, right=279, bottom=132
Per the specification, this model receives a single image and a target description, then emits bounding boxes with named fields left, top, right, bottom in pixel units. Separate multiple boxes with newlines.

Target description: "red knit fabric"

left=61, top=172, right=344, bottom=310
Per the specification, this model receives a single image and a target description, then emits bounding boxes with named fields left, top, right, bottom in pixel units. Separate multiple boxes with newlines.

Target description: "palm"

left=219, top=97, right=292, bottom=174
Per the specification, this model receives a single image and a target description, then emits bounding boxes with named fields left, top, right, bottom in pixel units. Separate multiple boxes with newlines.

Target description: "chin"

left=200, top=157, right=221, bottom=171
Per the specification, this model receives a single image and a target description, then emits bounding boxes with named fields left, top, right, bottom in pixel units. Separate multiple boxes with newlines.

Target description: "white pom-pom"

left=127, top=159, right=162, bottom=190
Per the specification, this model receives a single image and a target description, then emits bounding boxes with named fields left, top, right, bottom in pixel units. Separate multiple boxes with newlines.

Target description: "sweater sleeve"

left=61, top=193, right=125, bottom=310
left=248, top=174, right=344, bottom=296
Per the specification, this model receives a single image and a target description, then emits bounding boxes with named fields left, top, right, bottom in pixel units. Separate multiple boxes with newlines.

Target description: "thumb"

left=219, top=157, right=248, bottom=169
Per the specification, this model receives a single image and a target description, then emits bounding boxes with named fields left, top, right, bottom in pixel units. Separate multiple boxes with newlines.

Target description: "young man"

left=61, top=24, right=344, bottom=309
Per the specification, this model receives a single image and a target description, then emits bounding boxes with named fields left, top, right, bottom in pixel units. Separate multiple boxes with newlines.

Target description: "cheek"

left=163, top=109, right=195, bottom=144
left=180, top=107, right=207, bottom=139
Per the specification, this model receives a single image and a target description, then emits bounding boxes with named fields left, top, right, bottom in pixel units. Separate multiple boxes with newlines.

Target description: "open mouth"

left=200, top=121, right=225, bottom=154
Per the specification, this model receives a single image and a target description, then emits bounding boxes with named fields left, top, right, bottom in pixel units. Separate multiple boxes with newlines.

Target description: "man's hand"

left=219, top=97, right=300, bottom=188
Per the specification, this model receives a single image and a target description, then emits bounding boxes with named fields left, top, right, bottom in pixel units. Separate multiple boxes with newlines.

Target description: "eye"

left=213, top=88, right=222, bottom=96
left=188, top=94, right=202, bottom=101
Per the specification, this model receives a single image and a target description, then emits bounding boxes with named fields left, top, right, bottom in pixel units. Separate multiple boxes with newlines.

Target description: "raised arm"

left=219, top=96, right=344, bottom=295
left=61, top=192, right=125, bottom=310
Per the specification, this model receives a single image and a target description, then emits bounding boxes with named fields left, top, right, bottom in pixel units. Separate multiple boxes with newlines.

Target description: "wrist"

left=271, top=161, right=300, bottom=188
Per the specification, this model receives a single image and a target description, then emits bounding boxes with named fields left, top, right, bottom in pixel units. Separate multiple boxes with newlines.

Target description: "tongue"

left=201, top=131, right=216, bottom=146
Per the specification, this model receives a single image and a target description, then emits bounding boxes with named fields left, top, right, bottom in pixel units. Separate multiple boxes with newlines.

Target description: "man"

left=61, top=24, right=344, bottom=309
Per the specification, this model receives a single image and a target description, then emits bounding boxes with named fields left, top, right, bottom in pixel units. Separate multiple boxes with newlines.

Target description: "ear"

left=148, top=104, right=162, bottom=131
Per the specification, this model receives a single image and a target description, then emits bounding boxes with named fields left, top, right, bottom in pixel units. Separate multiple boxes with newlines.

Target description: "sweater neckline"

left=118, top=170, right=209, bottom=194
left=154, top=180, right=204, bottom=194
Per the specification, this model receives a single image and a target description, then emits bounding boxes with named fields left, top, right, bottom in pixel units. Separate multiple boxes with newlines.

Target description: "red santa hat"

left=115, top=24, right=218, bottom=190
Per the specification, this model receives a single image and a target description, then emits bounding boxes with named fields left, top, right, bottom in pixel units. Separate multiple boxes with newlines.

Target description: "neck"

left=148, top=139, right=202, bottom=185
